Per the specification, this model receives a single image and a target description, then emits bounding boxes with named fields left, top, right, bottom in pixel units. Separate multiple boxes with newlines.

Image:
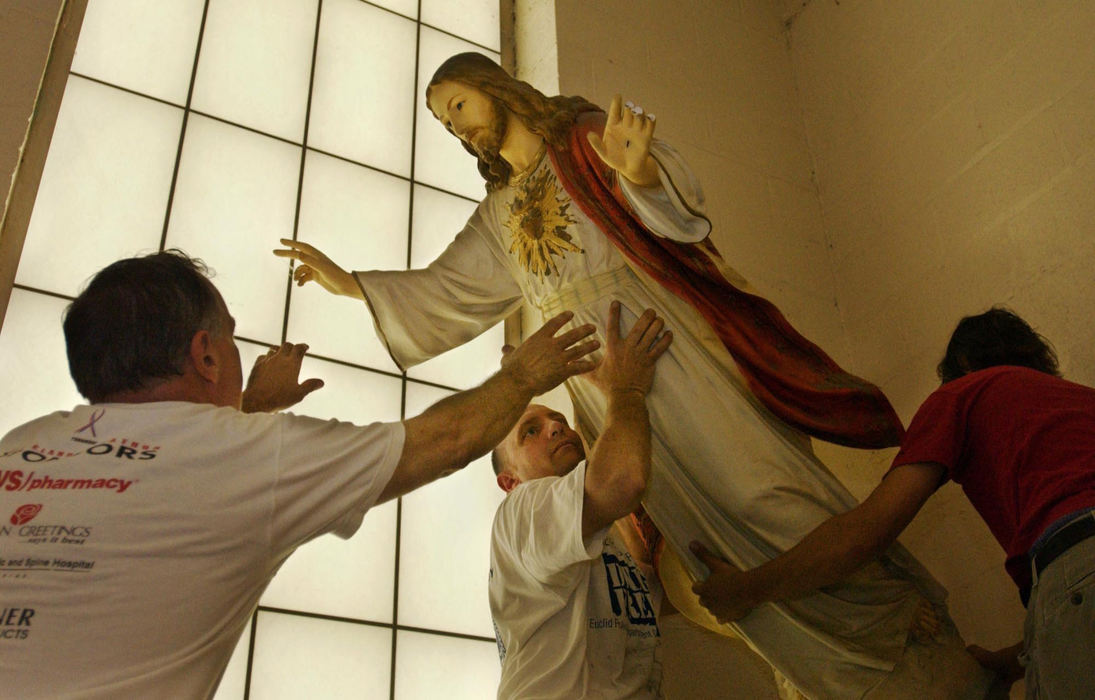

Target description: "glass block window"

left=2, top=0, right=505, bottom=696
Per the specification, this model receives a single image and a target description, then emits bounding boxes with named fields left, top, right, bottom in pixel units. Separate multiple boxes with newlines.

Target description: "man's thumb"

left=690, top=540, right=719, bottom=568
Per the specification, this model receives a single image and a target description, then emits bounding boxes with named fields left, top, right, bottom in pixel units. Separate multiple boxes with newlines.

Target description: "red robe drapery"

left=548, top=111, right=904, bottom=449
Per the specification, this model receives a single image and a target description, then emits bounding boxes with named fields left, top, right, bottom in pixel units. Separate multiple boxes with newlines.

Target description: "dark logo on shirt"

left=0, top=606, right=34, bottom=641
left=601, top=552, right=657, bottom=627
left=9, top=504, right=42, bottom=526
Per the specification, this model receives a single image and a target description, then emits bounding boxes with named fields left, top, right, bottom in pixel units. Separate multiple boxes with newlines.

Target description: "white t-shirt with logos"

left=0, top=401, right=403, bottom=698
left=489, top=462, right=663, bottom=699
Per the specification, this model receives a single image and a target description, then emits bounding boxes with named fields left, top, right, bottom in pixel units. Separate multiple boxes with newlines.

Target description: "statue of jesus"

left=274, top=53, right=994, bottom=699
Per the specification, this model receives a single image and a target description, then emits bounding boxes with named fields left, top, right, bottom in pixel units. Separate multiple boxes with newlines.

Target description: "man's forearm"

left=389, top=310, right=595, bottom=495
left=382, top=311, right=597, bottom=505
left=695, top=462, right=942, bottom=622
left=742, top=463, right=943, bottom=606
left=585, top=388, right=651, bottom=525
left=377, top=366, right=535, bottom=503
left=408, top=366, right=533, bottom=471
left=736, top=511, right=890, bottom=607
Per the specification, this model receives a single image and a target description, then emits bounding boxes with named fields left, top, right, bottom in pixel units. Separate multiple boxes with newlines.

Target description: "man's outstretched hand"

left=967, top=642, right=1024, bottom=687
left=690, top=541, right=760, bottom=624
left=587, top=301, right=672, bottom=398
left=241, top=342, right=325, bottom=413
left=500, top=311, right=600, bottom=396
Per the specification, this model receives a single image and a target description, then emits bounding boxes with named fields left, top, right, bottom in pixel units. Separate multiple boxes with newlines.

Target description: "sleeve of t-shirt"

left=890, top=386, right=968, bottom=481
left=268, top=413, right=405, bottom=554
left=498, top=462, right=609, bottom=585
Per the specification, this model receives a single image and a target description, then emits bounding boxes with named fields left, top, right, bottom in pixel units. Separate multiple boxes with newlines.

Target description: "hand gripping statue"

left=275, top=53, right=993, bottom=699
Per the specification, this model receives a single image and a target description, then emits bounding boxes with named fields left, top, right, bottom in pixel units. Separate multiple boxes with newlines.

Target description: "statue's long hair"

left=426, top=52, right=600, bottom=191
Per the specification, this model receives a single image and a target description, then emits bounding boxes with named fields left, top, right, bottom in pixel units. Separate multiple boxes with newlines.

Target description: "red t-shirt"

left=892, top=366, right=1095, bottom=592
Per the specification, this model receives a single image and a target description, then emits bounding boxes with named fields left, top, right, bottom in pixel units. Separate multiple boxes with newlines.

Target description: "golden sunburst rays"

left=505, top=168, right=582, bottom=280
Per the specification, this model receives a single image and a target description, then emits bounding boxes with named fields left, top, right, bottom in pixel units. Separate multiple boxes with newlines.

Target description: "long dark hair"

left=937, top=307, right=1059, bottom=383
left=426, top=52, right=599, bottom=191
left=64, top=250, right=223, bottom=402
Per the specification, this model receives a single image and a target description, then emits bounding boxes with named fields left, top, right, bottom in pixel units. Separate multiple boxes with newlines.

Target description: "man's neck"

left=100, top=374, right=224, bottom=407
left=499, top=113, right=544, bottom=175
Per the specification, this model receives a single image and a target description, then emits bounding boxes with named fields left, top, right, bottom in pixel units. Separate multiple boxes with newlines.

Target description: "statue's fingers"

left=586, top=132, right=609, bottom=163
left=278, top=238, right=315, bottom=254
left=607, top=94, right=624, bottom=125
left=620, top=104, right=636, bottom=130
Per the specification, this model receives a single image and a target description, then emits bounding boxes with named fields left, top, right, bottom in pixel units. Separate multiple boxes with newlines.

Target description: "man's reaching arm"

left=581, top=302, right=672, bottom=538
left=378, top=311, right=599, bottom=503
left=692, top=461, right=945, bottom=622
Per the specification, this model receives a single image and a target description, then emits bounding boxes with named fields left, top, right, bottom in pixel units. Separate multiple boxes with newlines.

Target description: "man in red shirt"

left=692, top=307, right=1095, bottom=698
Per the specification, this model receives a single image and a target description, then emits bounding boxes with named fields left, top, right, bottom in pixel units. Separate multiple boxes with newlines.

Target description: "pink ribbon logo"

left=76, top=408, right=106, bottom=438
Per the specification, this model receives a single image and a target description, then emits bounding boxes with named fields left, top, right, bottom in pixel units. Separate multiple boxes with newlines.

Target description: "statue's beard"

left=467, top=98, right=507, bottom=161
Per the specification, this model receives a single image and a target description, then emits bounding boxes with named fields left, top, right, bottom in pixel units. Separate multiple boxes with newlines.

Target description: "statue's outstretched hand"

left=587, top=95, right=659, bottom=187
left=273, top=239, right=363, bottom=300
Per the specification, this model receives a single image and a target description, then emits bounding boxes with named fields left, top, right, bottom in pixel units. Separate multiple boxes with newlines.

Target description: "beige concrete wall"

left=514, top=0, right=560, bottom=95
left=789, top=0, right=1095, bottom=665
left=552, top=0, right=1095, bottom=696
left=554, top=0, right=848, bottom=361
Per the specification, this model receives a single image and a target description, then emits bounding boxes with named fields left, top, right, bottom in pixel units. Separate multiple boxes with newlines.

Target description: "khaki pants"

left=1022, top=535, right=1095, bottom=700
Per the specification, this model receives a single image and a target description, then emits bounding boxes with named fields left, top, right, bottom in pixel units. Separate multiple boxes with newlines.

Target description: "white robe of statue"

left=357, top=141, right=968, bottom=698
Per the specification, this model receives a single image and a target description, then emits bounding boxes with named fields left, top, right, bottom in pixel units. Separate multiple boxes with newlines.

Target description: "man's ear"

left=497, top=471, right=521, bottom=494
left=189, top=330, right=219, bottom=383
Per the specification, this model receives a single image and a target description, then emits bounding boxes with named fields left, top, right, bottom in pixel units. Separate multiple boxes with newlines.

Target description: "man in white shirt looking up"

left=488, top=301, right=671, bottom=699
left=0, top=249, right=599, bottom=698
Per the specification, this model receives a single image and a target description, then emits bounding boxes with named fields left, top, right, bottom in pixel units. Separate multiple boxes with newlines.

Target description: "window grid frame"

left=10, top=0, right=505, bottom=696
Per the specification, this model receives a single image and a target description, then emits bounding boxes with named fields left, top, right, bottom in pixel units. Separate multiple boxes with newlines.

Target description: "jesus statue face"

left=426, top=80, right=507, bottom=159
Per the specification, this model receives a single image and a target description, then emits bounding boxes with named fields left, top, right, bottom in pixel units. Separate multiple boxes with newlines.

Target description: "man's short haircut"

left=937, top=307, right=1059, bottom=383
left=63, top=250, right=223, bottom=402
